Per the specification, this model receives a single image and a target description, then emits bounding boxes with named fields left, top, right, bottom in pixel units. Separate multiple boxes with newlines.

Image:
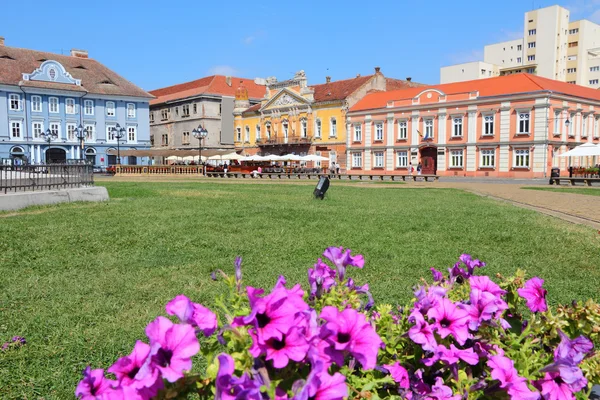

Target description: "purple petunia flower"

left=534, top=372, right=574, bottom=400
left=384, top=362, right=410, bottom=389
left=143, top=316, right=200, bottom=383
left=408, top=309, right=437, bottom=352
left=165, top=294, right=218, bottom=337
left=261, top=326, right=310, bottom=368
left=414, top=285, right=447, bottom=314
left=488, top=354, right=540, bottom=400
left=423, top=344, right=479, bottom=367
left=108, top=340, right=149, bottom=386
left=427, top=298, right=471, bottom=345
left=469, top=276, right=506, bottom=297
left=427, top=377, right=462, bottom=400
left=467, top=288, right=509, bottom=331
left=430, top=267, right=444, bottom=282
left=242, top=282, right=309, bottom=345
left=554, top=330, right=593, bottom=365
left=75, top=366, right=115, bottom=400
left=308, top=259, right=337, bottom=298
left=234, top=256, right=243, bottom=292
left=517, top=277, right=548, bottom=313
left=322, top=246, right=364, bottom=281
left=293, top=355, right=348, bottom=400
left=319, top=306, right=382, bottom=370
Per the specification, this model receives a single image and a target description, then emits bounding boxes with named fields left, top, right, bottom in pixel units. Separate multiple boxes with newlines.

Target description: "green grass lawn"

left=1, top=181, right=599, bottom=399
left=522, top=186, right=600, bottom=196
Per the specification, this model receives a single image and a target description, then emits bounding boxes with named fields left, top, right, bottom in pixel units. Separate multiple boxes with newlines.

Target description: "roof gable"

left=260, top=88, right=310, bottom=111
left=23, top=60, right=81, bottom=86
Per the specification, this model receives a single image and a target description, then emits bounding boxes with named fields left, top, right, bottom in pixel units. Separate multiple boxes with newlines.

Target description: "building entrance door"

left=46, top=148, right=67, bottom=164
left=420, top=147, right=437, bottom=175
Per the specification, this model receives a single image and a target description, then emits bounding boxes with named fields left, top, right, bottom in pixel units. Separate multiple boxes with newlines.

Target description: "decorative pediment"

left=22, top=60, right=81, bottom=86
left=261, top=88, right=310, bottom=112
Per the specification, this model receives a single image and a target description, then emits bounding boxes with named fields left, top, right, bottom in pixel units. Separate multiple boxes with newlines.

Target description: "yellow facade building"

left=233, top=68, right=421, bottom=170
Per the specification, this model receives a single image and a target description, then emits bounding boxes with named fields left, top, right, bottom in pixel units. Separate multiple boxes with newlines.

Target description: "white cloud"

left=447, top=50, right=484, bottom=65
left=589, top=9, right=600, bottom=23
left=207, top=65, right=240, bottom=76
left=243, top=36, right=256, bottom=45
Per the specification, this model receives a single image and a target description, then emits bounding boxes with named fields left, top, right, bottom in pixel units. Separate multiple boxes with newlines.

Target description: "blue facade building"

left=0, top=38, right=153, bottom=165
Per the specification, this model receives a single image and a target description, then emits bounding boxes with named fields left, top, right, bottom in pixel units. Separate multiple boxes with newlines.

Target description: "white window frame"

left=9, top=94, right=21, bottom=111
left=528, top=42, right=536, bottom=48
left=245, top=126, right=250, bottom=142
left=452, top=117, right=463, bottom=137
left=315, top=151, right=322, bottom=168
left=483, top=114, right=494, bottom=136
left=256, top=124, right=261, bottom=141
left=49, top=97, right=59, bottom=113
left=591, top=66, right=600, bottom=72
left=594, top=117, right=600, bottom=138
left=32, top=121, right=43, bottom=140
left=236, top=127, right=241, bottom=141
left=513, top=148, right=530, bottom=168
left=528, top=55, right=535, bottom=62
left=480, top=148, right=495, bottom=168
left=10, top=120, right=22, bottom=139
left=553, top=111, right=560, bottom=136
left=398, top=120, right=407, bottom=140
left=301, top=119, right=307, bottom=138
left=568, top=113, right=575, bottom=137
left=375, top=122, right=383, bottom=141
left=315, top=119, right=322, bottom=138
left=106, top=101, right=116, bottom=117
left=106, top=124, right=117, bottom=142
left=424, top=119, right=434, bottom=139
left=330, top=118, right=337, bottom=137
left=84, top=124, right=95, bottom=142
left=84, top=100, right=94, bottom=116
left=282, top=121, right=289, bottom=138
left=31, top=95, right=42, bottom=112
left=49, top=122, right=60, bottom=139
left=590, top=79, right=599, bottom=85
left=127, top=103, right=136, bottom=118
left=265, top=123, right=271, bottom=139
left=127, top=126, right=137, bottom=143
left=351, top=152, right=362, bottom=168
left=67, top=123, right=77, bottom=142
left=397, top=150, right=408, bottom=168
left=65, top=98, right=76, bottom=114
left=582, top=116, right=588, bottom=138
left=374, top=151, right=384, bottom=168
left=353, top=124, right=362, bottom=142
left=450, top=149, right=464, bottom=168
left=517, top=112, right=530, bottom=134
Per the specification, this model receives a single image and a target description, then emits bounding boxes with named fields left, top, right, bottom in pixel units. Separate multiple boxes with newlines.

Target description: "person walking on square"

left=417, top=162, right=422, bottom=175
left=408, top=162, right=413, bottom=175
left=329, top=162, right=336, bottom=176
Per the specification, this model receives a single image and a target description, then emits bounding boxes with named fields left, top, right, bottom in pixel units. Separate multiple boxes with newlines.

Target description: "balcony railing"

left=257, top=135, right=313, bottom=146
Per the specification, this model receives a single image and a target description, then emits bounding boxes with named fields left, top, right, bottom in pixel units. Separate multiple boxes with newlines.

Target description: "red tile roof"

left=150, top=75, right=266, bottom=105
left=0, top=45, right=153, bottom=98
left=351, top=74, right=600, bottom=112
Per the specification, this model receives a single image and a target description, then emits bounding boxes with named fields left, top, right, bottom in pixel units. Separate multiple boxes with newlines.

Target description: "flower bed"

left=76, top=248, right=600, bottom=399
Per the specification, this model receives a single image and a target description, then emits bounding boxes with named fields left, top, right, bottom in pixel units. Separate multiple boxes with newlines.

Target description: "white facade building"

left=440, top=5, right=600, bottom=89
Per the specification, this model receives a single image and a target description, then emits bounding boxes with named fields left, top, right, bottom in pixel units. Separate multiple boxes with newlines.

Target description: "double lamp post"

left=192, top=125, right=208, bottom=175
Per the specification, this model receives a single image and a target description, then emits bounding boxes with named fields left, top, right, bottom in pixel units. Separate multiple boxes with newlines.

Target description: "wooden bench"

left=551, top=177, right=600, bottom=186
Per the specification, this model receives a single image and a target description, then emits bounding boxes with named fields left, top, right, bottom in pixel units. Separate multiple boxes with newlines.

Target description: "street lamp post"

left=192, top=125, right=208, bottom=175
left=40, top=128, right=58, bottom=164
left=74, top=124, right=87, bottom=163
left=111, top=123, right=127, bottom=165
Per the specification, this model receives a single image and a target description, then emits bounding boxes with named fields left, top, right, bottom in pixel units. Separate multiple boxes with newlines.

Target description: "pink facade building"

left=346, top=74, right=600, bottom=178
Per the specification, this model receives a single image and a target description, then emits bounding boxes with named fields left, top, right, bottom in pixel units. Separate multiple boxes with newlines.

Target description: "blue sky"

left=2, top=0, right=599, bottom=91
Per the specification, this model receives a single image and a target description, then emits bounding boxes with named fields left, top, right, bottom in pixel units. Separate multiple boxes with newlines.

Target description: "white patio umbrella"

left=301, top=154, right=330, bottom=161
left=208, top=152, right=244, bottom=161
left=558, top=143, right=600, bottom=157
left=165, top=156, right=179, bottom=161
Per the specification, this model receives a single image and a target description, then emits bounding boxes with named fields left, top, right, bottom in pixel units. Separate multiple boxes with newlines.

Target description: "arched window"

left=85, top=147, right=97, bottom=165
left=330, top=118, right=337, bottom=137
left=300, top=118, right=308, bottom=138
left=282, top=119, right=289, bottom=138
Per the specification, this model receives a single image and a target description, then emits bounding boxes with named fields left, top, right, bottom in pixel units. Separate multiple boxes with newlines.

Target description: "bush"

left=75, top=248, right=599, bottom=399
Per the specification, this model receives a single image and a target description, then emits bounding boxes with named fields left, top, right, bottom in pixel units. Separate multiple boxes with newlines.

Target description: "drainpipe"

left=19, top=86, right=30, bottom=163
left=543, top=94, right=551, bottom=178
left=76, top=92, right=87, bottom=160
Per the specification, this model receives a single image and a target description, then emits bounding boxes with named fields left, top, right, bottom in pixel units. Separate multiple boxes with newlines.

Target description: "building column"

left=37, top=145, right=41, bottom=164
left=70, top=146, right=75, bottom=159
left=386, top=115, right=394, bottom=171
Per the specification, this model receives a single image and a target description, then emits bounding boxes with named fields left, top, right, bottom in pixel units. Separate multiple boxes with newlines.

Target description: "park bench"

left=550, top=177, right=600, bottom=186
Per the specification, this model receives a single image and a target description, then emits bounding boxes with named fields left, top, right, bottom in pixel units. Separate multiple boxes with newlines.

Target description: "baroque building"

left=149, top=75, right=266, bottom=151
left=347, top=73, right=600, bottom=178
left=0, top=37, right=152, bottom=165
left=233, top=68, right=422, bottom=169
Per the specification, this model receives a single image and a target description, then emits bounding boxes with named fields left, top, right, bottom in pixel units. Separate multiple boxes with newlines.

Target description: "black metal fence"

left=0, top=164, right=94, bottom=194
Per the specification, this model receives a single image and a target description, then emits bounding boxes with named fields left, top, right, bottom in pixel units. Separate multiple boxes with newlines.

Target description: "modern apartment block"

left=441, top=5, right=600, bottom=89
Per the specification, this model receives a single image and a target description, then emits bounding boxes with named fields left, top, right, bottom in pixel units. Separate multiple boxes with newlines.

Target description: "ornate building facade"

left=0, top=37, right=152, bottom=165
left=347, top=73, right=600, bottom=178
left=233, top=68, right=422, bottom=169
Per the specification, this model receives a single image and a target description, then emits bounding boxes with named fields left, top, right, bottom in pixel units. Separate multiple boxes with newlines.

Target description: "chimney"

left=0, top=37, right=4, bottom=46
left=70, top=49, right=88, bottom=58
left=226, top=76, right=232, bottom=86
left=406, top=77, right=412, bottom=82
left=374, top=66, right=381, bottom=74
left=326, top=76, right=331, bottom=83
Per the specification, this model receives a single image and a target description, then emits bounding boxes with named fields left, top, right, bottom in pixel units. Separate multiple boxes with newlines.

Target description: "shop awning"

left=106, top=149, right=240, bottom=158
